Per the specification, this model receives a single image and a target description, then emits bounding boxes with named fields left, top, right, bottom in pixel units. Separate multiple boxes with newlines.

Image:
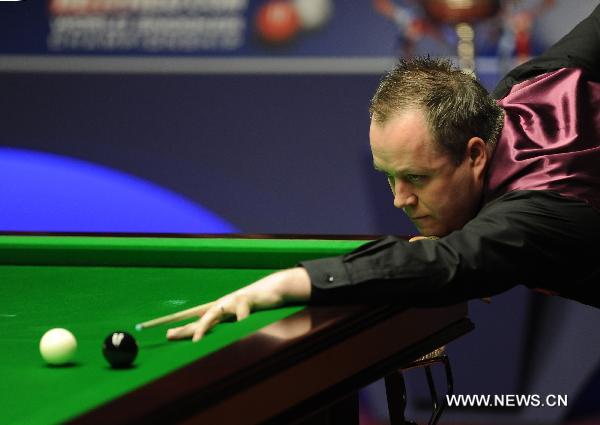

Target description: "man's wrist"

left=279, top=267, right=311, bottom=303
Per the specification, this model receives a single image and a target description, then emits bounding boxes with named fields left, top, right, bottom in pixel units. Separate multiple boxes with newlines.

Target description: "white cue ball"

left=40, top=328, right=77, bottom=365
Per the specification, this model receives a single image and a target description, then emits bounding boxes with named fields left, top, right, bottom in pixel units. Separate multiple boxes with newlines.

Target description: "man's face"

left=370, top=109, right=486, bottom=236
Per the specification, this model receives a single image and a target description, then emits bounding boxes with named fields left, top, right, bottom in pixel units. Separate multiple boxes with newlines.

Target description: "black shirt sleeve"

left=493, top=3, right=600, bottom=99
left=300, top=191, right=600, bottom=308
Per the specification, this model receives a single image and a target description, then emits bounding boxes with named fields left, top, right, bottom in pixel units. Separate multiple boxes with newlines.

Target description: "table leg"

left=385, top=370, right=417, bottom=425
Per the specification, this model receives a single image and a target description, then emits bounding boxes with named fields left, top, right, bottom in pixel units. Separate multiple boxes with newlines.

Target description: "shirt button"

left=327, top=274, right=334, bottom=283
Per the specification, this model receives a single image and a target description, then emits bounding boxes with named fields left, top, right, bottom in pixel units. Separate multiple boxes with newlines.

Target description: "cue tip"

left=135, top=323, right=143, bottom=331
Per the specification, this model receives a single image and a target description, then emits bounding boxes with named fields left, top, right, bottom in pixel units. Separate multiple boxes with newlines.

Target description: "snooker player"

left=167, top=5, right=600, bottom=342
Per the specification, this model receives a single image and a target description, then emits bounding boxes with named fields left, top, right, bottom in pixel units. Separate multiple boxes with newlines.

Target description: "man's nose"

left=393, top=182, right=417, bottom=209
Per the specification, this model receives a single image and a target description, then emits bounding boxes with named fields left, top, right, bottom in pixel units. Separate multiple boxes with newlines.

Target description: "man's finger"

left=236, top=302, right=251, bottom=321
left=167, top=322, right=197, bottom=340
left=191, top=305, right=228, bottom=342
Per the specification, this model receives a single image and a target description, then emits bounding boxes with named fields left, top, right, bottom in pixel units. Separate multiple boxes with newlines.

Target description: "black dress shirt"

left=301, top=5, right=600, bottom=309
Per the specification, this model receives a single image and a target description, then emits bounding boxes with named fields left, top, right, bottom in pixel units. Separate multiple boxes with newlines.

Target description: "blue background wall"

left=0, top=72, right=394, bottom=234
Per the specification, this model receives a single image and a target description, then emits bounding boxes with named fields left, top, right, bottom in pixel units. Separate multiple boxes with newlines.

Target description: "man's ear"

left=466, top=137, right=488, bottom=178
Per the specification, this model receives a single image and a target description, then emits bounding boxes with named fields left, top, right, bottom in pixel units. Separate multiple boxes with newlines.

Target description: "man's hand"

left=166, top=267, right=311, bottom=342
left=409, top=235, right=440, bottom=242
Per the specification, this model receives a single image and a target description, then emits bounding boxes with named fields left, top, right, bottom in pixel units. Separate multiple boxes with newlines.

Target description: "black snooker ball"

left=102, top=331, right=138, bottom=368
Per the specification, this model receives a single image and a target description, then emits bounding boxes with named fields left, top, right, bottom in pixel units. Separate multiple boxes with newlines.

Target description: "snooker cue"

left=135, top=301, right=216, bottom=331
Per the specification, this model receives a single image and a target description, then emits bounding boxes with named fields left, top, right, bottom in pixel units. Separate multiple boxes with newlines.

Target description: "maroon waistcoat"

left=484, top=68, right=600, bottom=212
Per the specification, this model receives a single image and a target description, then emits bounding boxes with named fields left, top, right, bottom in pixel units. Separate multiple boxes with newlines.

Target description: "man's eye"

left=405, top=174, right=425, bottom=184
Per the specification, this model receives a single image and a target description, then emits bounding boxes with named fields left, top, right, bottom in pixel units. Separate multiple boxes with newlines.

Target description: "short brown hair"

left=369, top=57, right=504, bottom=164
